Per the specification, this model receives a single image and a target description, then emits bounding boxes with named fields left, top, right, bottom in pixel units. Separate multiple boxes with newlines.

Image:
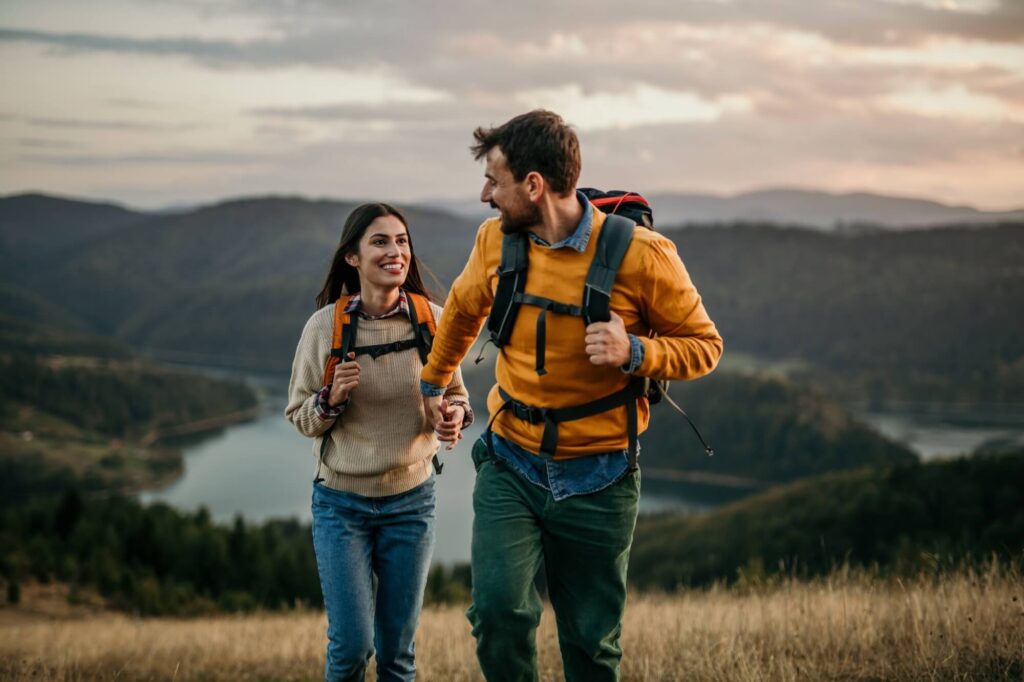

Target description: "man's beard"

left=498, top=201, right=542, bottom=235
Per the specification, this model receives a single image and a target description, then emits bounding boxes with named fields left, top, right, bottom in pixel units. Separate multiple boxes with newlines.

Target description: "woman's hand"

left=329, top=352, right=360, bottom=406
left=434, top=399, right=465, bottom=450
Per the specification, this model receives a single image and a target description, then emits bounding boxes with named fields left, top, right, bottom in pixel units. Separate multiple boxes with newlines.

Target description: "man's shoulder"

left=477, top=216, right=502, bottom=238
left=628, top=225, right=673, bottom=247
left=468, top=216, right=507, bottom=260
left=620, top=226, right=678, bottom=266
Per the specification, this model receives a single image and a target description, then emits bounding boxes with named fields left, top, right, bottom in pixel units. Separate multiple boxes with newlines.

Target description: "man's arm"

left=421, top=222, right=496, bottom=422
left=632, top=235, right=723, bottom=381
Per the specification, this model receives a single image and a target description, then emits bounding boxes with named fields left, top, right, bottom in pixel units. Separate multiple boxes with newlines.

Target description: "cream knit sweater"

left=285, top=301, right=470, bottom=497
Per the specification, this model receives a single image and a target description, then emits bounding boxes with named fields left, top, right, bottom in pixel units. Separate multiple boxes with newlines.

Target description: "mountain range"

left=425, top=188, right=1024, bottom=230
left=1, top=191, right=1021, bottom=404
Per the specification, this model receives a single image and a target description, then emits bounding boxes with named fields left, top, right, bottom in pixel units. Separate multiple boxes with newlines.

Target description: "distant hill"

left=0, top=192, right=148, bottom=274
left=1, top=192, right=1021, bottom=403
left=669, top=223, right=1024, bottom=403
left=0, top=194, right=478, bottom=368
left=425, top=188, right=1024, bottom=230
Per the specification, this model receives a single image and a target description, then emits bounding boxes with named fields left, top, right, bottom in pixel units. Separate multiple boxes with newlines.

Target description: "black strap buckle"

left=510, top=401, right=547, bottom=424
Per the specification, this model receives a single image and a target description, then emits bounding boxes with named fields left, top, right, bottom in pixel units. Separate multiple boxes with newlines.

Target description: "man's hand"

left=434, top=399, right=465, bottom=450
left=584, top=311, right=631, bottom=367
left=329, top=352, right=360, bottom=405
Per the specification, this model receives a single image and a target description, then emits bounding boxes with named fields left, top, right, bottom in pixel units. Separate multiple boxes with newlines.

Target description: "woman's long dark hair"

left=315, top=202, right=433, bottom=309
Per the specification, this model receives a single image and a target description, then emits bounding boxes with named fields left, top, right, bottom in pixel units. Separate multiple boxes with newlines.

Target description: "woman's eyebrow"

left=367, top=231, right=408, bottom=239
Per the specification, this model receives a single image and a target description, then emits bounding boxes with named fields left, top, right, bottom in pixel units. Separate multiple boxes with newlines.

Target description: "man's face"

left=481, top=147, right=541, bottom=235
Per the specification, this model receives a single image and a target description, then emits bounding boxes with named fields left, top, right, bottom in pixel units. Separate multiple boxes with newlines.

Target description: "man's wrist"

left=420, top=379, right=446, bottom=397
left=620, top=334, right=645, bottom=374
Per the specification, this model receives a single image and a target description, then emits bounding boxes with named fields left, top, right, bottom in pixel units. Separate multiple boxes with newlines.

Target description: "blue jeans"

left=311, top=477, right=436, bottom=682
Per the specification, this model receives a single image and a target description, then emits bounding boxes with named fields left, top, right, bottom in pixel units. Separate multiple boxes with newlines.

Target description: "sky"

left=1, top=0, right=1022, bottom=210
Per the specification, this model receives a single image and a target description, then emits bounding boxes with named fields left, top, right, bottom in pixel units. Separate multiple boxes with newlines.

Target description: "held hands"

left=424, top=396, right=465, bottom=450
left=585, top=311, right=631, bottom=367
left=329, top=352, right=360, bottom=406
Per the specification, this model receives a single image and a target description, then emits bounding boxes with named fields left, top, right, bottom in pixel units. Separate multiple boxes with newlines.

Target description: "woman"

left=285, top=202, right=471, bottom=682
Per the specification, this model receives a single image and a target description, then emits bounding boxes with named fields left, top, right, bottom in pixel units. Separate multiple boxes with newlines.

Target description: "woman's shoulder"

left=300, top=304, right=337, bottom=340
left=426, top=299, right=448, bottom=324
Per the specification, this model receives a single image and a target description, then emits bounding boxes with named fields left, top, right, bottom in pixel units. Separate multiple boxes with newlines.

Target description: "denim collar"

left=527, top=190, right=593, bottom=253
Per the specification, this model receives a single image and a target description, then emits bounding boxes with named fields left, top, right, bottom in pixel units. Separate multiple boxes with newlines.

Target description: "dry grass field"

left=1, top=566, right=1021, bottom=681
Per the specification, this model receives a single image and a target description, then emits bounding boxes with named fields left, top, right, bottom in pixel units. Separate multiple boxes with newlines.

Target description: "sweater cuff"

left=315, top=385, right=347, bottom=420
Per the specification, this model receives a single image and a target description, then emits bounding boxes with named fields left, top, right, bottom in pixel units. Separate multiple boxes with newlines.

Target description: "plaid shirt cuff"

left=621, top=334, right=645, bottom=374
left=314, top=385, right=346, bottom=420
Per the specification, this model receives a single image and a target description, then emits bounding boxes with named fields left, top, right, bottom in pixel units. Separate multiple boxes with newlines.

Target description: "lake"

left=140, top=376, right=1024, bottom=563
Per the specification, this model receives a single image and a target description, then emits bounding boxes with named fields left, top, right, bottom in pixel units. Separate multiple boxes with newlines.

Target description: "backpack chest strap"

left=334, top=337, right=421, bottom=360
left=512, top=293, right=585, bottom=376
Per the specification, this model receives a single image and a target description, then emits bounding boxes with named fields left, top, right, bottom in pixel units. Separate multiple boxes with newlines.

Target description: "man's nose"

left=480, top=183, right=492, bottom=203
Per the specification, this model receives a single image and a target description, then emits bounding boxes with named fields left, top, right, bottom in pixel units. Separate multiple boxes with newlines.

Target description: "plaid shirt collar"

left=344, top=290, right=410, bottom=320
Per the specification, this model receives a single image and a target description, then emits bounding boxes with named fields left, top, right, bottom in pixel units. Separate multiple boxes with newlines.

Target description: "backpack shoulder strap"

left=405, top=291, right=436, bottom=365
left=323, top=295, right=356, bottom=386
left=486, top=232, right=529, bottom=347
left=583, top=213, right=635, bottom=325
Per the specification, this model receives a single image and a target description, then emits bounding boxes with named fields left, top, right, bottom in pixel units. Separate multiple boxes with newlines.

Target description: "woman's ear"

left=344, top=253, right=359, bottom=267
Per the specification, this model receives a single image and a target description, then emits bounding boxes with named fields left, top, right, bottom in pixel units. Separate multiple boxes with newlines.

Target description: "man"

left=422, top=110, right=722, bottom=681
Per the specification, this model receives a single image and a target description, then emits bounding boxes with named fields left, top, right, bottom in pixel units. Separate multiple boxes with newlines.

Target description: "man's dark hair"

left=470, top=110, right=580, bottom=195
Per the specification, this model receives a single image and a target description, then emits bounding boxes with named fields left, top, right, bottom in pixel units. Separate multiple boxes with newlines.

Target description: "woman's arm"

left=284, top=307, right=340, bottom=438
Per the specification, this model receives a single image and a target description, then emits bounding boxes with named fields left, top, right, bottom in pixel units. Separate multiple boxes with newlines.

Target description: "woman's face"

left=345, top=215, right=411, bottom=292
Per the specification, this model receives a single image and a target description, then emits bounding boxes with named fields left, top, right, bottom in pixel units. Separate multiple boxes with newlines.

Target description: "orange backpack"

left=322, top=291, right=437, bottom=386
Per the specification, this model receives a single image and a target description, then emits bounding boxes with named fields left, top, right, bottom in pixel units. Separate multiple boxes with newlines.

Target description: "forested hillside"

left=629, top=449, right=1024, bottom=590
left=3, top=193, right=1020, bottom=402
left=669, top=223, right=1024, bottom=402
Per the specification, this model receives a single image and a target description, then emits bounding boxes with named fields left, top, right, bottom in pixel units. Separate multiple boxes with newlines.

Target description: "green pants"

left=467, top=439, right=641, bottom=682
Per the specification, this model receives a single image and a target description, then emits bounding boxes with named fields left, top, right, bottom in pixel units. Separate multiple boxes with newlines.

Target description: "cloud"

left=19, top=148, right=271, bottom=166
left=28, top=116, right=201, bottom=131
left=515, top=84, right=752, bottom=130
left=3, top=1, right=1022, bottom=75
left=3, top=0, right=1022, bottom=208
left=17, top=137, right=79, bottom=149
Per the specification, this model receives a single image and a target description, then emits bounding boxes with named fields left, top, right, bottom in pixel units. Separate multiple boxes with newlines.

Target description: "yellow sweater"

left=422, top=208, right=723, bottom=458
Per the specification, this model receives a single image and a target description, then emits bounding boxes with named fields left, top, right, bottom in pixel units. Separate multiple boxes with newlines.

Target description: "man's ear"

left=525, top=171, right=545, bottom=202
